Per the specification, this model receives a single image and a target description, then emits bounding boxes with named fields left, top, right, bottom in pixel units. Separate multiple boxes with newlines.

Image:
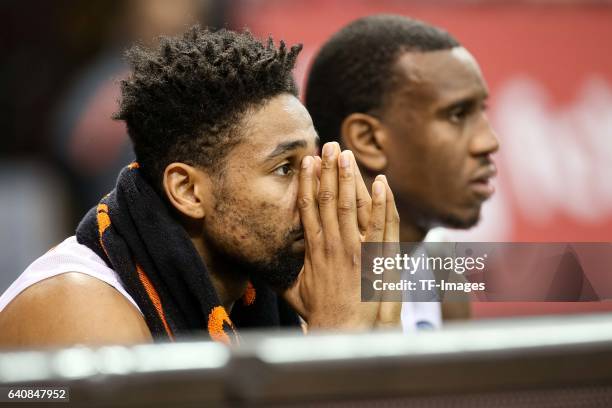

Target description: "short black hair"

left=304, top=15, right=459, bottom=146
left=115, top=25, right=302, bottom=189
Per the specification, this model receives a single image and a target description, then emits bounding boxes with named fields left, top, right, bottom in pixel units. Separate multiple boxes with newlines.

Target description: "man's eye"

left=448, top=106, right=468, bottom=123
left=273, top=163, right=293, bottom=176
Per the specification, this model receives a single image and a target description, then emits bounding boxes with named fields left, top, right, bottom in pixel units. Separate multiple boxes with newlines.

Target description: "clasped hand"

left=283, top=142, right=401, bottom=330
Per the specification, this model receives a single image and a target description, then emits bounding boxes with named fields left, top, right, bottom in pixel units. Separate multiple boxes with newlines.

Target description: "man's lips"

left=469, top=164, right=497, bottom=198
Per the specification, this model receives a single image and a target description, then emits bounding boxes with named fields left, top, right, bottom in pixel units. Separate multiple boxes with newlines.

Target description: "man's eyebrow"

left=440, top=90, right=489, bottom=111
left=265, top=140, right=308, bottom=160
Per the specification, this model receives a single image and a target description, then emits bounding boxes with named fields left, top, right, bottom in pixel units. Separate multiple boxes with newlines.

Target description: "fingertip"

left=339, top=150, right=352, bottom=169
left=375, top=174, right=394, bottom=197
left=302, top=156, right=313, bottom=169
left=373, top=180, right=385, bottom=197
left=323, top=142, right=339, bottom=158
left=345, top=149, right=355, bottom=163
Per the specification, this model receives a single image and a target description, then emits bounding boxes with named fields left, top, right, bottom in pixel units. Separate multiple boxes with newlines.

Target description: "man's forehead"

left=393, top=46, right=488, bottom=102
left=450, top=47, right=480, bottom=73
left=236, top=94, right=318, bottom=159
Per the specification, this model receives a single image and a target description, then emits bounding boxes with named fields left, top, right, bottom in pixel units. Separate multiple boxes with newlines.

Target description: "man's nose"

left=469, top=116, right=500, bottom=157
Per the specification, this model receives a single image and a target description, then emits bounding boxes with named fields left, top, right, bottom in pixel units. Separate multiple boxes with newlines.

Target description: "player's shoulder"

left=0, top=272, right=152, bottom=348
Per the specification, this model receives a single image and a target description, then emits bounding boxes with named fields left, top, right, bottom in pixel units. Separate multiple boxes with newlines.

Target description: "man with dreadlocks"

left=0, top=26, right=400, bottom=347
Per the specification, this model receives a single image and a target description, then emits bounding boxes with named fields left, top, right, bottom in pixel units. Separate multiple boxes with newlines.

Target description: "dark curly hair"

left=304, top=15, right=459, bottom=146
left=115, top=25, right=303, bottom=190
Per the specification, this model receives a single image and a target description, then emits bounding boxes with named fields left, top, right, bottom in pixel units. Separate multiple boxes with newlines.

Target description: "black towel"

left=76, top=162, right=300, bottom=344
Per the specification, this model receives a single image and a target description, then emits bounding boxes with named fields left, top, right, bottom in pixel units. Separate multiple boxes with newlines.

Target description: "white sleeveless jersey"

left=0, top=236, right=441, bottom=331
left=0, top=236, right=141, bottom=314
left=400, top=244, right=443, bottom=332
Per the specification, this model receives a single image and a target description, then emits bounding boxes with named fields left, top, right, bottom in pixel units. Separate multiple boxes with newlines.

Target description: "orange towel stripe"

left=136, top=264, right=174, bottom=340
left=97, top=200, right=174, bottom=341
left=208, top=306, right=237, bottom=345
left=96, top=203, right=112, bottom=259
left=97, top=204, right=111, bottom=238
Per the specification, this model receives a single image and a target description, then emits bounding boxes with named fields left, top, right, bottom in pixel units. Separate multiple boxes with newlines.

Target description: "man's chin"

left=423, top=202, right=482, bottom=230
left=247, top=248, right=303, bottom=292
left=437, top=209, right=481, bottom=230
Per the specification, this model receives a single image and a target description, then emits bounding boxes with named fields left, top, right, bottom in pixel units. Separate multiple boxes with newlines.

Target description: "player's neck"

left=400, top=222, right=427, bottom=243
left=361, top=173, right=427, bottom=242
left=189, top=235, right=249, bottom=312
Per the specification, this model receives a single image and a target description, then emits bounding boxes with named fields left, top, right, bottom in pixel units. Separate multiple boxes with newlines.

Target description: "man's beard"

left=397, top=194, right=481, bottom=231
left=434, top=210, right=480, bottom=230
left=209, top=182, right=304, bottom=290
left=244, top=243, right=304, bottom=291
left=205, top=226, right=304, bottom=292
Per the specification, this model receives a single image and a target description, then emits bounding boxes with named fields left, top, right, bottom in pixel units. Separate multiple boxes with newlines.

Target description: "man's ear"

left=340, top=113, right=387, bottom=172
left=163, top=163, right=210, bottom=220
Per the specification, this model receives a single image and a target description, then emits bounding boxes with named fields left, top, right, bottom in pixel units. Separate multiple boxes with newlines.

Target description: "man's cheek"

left=267, top=180, right=300, bottom=218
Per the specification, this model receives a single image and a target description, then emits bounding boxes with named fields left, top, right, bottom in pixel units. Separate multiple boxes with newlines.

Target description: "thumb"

left=281, top=266, right=308, bottom=319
